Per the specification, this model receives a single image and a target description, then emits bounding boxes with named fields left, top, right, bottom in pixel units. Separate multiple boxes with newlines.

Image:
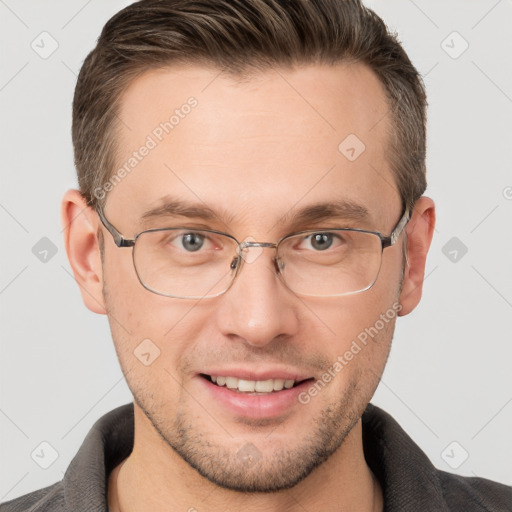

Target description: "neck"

left=108, top=405, right=383, bottom=512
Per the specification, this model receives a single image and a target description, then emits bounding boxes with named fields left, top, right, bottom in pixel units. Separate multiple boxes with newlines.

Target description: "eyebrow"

left=139, top=196, right=370, bottom=230
left=139, top=197, right=235, bottom=228
left=284, top=200, right=371, bottom=229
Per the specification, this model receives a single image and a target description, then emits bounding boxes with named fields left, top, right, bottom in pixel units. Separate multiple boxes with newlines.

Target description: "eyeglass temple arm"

left=380, top=209, right=410, bottom=249
left=97, top=207, right=135, bottom=248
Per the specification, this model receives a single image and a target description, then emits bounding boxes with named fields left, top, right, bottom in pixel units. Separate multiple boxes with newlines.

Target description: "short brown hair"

left=72, top=0, right=427, bottom=213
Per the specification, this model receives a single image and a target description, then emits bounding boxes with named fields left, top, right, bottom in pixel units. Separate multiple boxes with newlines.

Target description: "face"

left=98, top=63, right=406, bottom=491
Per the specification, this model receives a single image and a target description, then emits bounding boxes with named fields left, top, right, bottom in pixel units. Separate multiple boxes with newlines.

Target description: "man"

left=2, top=0, right=510, bottom=511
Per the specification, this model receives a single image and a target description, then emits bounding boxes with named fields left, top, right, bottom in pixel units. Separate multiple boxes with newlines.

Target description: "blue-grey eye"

left=310, top=233, right=333, bottom=250
left=181, top=232, right=205, bottom=251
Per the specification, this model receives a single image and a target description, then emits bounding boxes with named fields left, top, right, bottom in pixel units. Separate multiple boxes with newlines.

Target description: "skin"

left=62, top=63, right=435, bottom=511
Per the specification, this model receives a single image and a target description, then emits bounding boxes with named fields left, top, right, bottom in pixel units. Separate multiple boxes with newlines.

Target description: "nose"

left=214, top=247, right=300, bottom=348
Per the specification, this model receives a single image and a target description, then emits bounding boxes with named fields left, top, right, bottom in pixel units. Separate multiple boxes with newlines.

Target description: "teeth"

left=238, top=379, right=255, bottom=392
left=209, top=375, right=297, bottom=393
left=273, top=379, right=284, bottom=391
left=225, top=376, right=238, bottom=389
left=255, top=379, right=274, bottom=393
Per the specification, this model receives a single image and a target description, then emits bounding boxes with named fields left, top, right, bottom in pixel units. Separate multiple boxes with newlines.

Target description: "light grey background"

left=1, top=0, right=511, bottom=501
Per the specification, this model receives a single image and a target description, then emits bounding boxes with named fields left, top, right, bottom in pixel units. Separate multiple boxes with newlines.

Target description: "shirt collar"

left=61, top=402, right=449, bottom=511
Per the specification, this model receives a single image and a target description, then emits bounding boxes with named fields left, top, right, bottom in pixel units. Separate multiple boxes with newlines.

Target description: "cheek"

left=307, top=286, right=400, bottom=378
left=103, top=254, right=211, bottom=375
left=315, top=287, right=398, bottom=340
left=105, top=295, right=211, bottom=414
left=105, top=248, right=197, bottom=332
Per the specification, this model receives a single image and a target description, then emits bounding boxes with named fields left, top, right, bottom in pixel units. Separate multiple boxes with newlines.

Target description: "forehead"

left=108, top=63, right=400, bottom=233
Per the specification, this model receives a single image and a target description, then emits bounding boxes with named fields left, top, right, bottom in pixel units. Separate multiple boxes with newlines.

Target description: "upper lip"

left=199, top=368, right=313, bottom=382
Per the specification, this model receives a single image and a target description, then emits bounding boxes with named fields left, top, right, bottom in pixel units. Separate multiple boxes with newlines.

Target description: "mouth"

left=200, top=373, right=314, bottom=394
left=197, top=371, right=316, bottom=419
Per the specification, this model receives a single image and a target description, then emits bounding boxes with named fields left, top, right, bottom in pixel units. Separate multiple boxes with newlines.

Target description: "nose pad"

left=230, top=246, right=284, bottom=287
left=274, top=257, right=285, bottom=274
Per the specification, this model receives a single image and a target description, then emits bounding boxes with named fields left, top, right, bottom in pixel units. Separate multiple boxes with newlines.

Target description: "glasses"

left=97, top=207, right=409, bottom=299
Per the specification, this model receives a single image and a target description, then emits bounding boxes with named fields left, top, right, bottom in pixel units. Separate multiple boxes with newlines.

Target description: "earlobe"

left=61, top=189, right=107, bottom=315
left=398, top=196, right=436, bottom=316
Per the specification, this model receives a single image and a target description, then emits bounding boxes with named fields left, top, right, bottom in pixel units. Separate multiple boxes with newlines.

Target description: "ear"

left=61, top=189, right=106, bottom=315
left=398, top=196, right=436, bottom=316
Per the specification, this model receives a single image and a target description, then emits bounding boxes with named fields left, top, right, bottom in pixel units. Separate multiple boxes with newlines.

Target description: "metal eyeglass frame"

left=96, top=206, right=410, bottom=298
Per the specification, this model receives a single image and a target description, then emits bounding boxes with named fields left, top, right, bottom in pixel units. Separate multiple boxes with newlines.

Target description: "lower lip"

left=198, top=376, right=313, bottom=419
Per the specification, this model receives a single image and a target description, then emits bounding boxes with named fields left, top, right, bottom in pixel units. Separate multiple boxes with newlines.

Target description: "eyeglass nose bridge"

left=238, top=240, right=277, bottom=251
left=233, top=239, right=283, bottom=273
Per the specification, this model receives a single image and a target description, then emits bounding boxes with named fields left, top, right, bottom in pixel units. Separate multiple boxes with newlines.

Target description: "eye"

left=180, top=232, right=206, bottom=252
left=158, top=231, right=212, bottom=253
left=309, top=233, right=334, bottom=251
left=296, top=232, right=344, bottom=251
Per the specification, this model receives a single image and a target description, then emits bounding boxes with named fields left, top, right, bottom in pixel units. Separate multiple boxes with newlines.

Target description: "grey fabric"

left=1, top=403, right=510, bottom=511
